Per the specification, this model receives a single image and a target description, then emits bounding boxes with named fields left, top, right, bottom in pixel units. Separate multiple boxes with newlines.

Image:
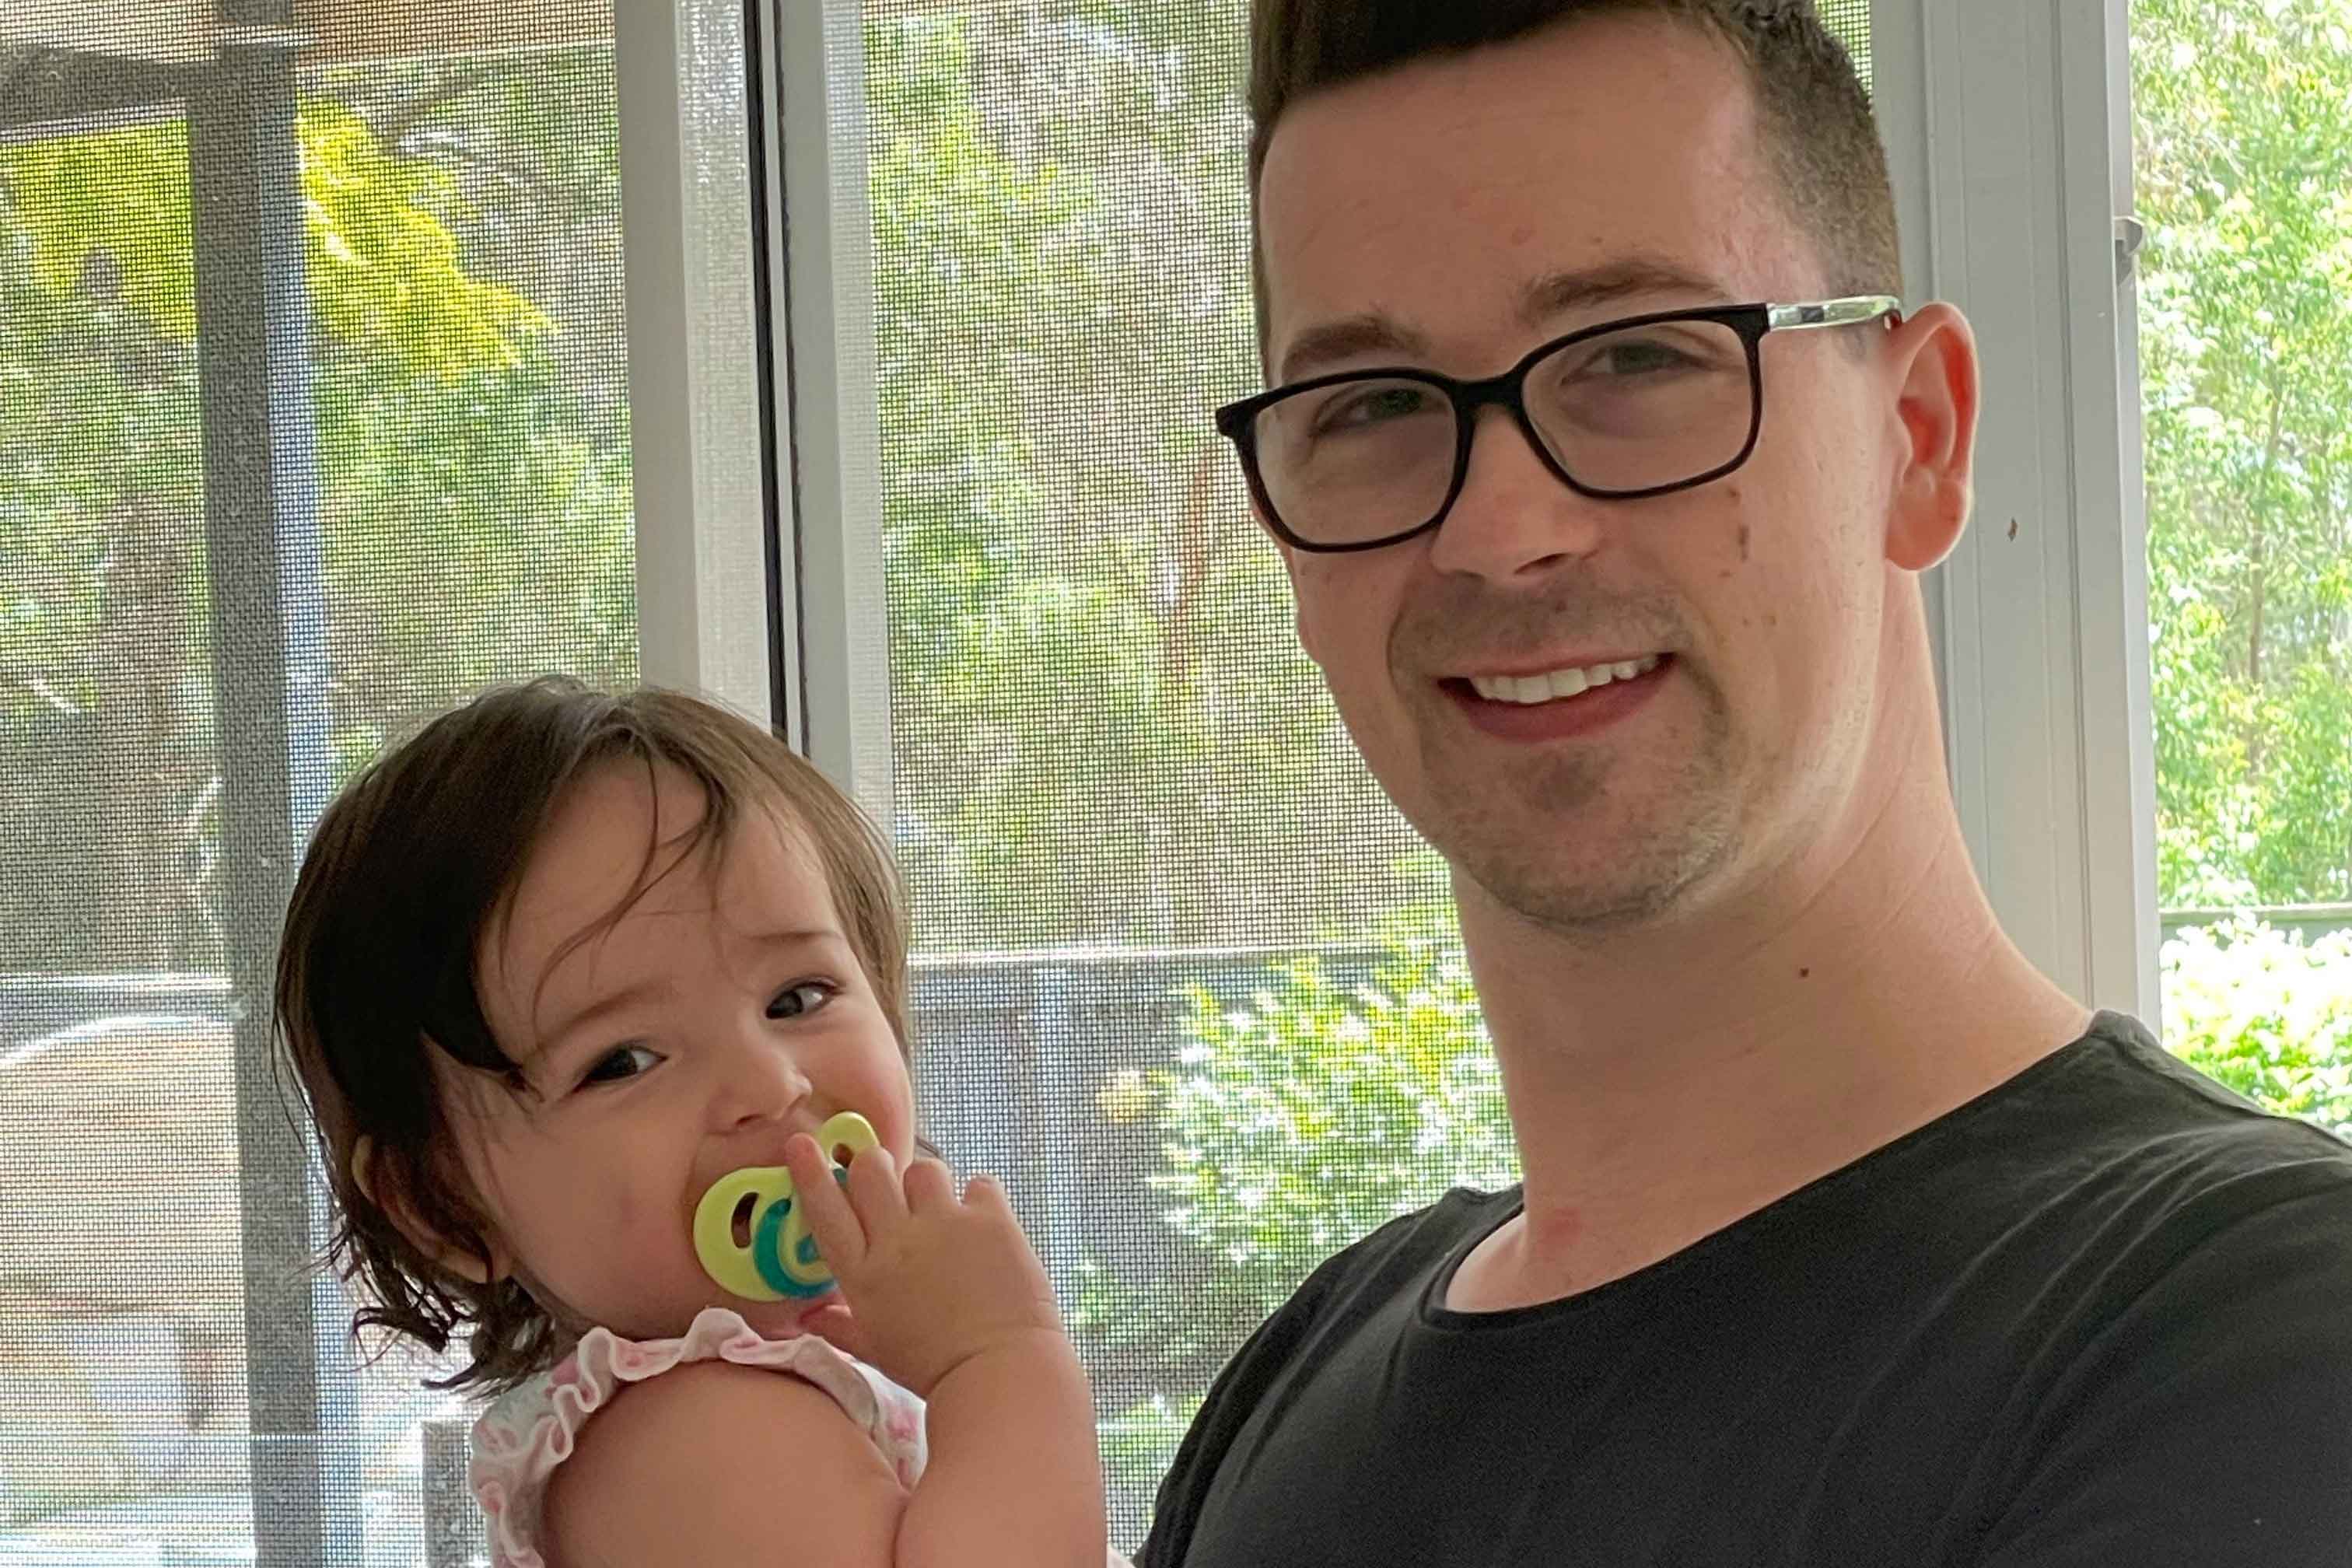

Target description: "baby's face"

left=438, top=758, right=918, bottom=1344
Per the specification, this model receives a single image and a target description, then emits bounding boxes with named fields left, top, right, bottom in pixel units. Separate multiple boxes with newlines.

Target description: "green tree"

left=2165, top=918, right=2352, bottom=1134
left=2133, top=0, right=2352, bottom=907
left=868, top=5, right=1422, bottom=954
left=1, top=51, right=638, bottom=974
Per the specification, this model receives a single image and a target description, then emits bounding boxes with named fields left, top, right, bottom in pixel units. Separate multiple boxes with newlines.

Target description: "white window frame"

left=758, top=0, right=895, bottom=830
left=1874, top=0, right=2160, bottom=1022
left=618, top=0, right=895, bottom=831
left=614, top=0, right=779, bottom=730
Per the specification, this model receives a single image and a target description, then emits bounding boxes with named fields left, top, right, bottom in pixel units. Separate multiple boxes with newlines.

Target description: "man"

left=1139, top=4, right=2352, bottom=1563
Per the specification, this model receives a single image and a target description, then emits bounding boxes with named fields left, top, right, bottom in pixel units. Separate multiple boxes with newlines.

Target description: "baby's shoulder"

left=570, top=1354, right=892, bottom=1458
left=546, top=1360, right=908, bottom=1563
left=471, top=1310, right=925, bottom=1566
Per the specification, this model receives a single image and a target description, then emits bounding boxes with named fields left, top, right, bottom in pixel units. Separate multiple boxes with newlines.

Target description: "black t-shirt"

left=1139, top=1013, right=2352, bottom=1567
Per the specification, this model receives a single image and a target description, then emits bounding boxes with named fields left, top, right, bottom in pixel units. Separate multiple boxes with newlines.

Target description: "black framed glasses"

left=1214, top=295, right=1902, bottom=553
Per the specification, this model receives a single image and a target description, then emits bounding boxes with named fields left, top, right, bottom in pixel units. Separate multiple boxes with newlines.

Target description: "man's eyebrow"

left=1517, top=257, right=1734, bottom=327
left=1276, top=314, right=1431, bottom=385
left=1273, top=257, right=1736, bottom=387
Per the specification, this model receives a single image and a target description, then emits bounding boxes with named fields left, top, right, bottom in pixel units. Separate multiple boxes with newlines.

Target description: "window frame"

left=755, top=0, right=895, bottom=828
left=0, top=0, right=2163, bottom=1556
left=1873, top=0, right=2159, bottom=1022
left=614, top=0, right=779, bottom=729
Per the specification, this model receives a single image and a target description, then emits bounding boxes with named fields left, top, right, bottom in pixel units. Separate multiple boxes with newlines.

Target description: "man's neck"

left=1447, top=672, right=2091, bottom=1311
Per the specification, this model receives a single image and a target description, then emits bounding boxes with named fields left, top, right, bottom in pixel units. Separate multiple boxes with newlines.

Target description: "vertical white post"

left=1871, top=0, right=2158, bottom=1018
left=759, top=0, right=895, bottom=827
left=615, top=0, right=775, bottom=725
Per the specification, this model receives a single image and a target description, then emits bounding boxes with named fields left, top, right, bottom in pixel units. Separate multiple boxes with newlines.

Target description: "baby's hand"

left=782, top=1135, right=1066, bottom=1399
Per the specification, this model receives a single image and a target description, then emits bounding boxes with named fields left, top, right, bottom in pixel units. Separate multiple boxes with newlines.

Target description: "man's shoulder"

left=1287, top=1184, right=1521, bottom=1312
left=2014, top=1010, right=2352, bottom=1200
left=1909, top=1010, right=2352, bottom=1330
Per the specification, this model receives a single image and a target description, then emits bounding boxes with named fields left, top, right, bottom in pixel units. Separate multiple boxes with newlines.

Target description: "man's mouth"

left=1460, top=652, right=1668, bottom=705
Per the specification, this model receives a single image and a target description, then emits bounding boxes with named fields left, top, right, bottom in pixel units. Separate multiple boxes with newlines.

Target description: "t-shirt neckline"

left=1418, top=1012, right=2137, bottom=1329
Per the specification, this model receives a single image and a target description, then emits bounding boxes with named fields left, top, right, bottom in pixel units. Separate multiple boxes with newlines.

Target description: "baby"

left=275, top=677, right=1115, bottom=1566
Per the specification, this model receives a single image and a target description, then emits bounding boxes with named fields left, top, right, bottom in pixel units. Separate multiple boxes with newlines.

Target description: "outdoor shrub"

left=1148, top=905, right=1518, bottom=1322
left=2162, top=917, right=2352, bottom=1136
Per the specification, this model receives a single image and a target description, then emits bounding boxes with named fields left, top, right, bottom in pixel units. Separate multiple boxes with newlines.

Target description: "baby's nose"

left=711, top=1041, right=813, bottom=1129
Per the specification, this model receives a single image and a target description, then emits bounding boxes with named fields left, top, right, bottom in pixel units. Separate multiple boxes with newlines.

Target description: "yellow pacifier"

left=692, top=1111, right=880, bottom=1301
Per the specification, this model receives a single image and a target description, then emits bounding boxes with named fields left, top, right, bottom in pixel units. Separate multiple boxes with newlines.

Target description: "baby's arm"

left=786, top=1136, right=1111, bottom=1568
left=899, top=1321, right=1101, bottom=1567
left=541, top=1360, right=905, bottom=1566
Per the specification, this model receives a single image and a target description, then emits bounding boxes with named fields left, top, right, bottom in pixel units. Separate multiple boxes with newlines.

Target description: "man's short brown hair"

left=1247, top=0, right=1901, bottom=324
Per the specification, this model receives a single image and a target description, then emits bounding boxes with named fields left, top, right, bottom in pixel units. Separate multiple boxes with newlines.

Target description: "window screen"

left=863, top=3, right=1873, bottom=1549
left=1, top=5, right=632, bottom=1561
left=1825, top=0, right=1872, bottom=91
left=2132, top=2, right=2352, bottom=1131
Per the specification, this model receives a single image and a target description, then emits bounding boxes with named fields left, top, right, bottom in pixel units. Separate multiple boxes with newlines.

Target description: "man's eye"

left=1311, top=383, right=1437, bottom=436
left=579, top=1044, right=660, bottom=1087
left=1584, top=338, right=1693, bottom=377
left=768, top=982, right=836, bottom=1020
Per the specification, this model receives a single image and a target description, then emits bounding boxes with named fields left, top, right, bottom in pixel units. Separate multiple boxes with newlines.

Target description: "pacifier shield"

left=691, top=1111, right=880, bottom=1301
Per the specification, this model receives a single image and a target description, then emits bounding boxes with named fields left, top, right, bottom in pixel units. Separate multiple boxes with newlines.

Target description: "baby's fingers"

left=959, top=1170, right=1013, bottom=1219
left=781, top=1134, right=867, bottom=1273
left=842, top=1140, right=911, bottom=1235
left=900, top=1155, right=956, bottom=1214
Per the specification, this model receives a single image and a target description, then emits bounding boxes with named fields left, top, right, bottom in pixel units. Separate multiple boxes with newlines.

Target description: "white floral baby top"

left=468, top=1305, right=927, bottom=1568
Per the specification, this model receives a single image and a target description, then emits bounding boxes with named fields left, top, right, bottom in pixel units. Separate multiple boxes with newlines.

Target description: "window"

left=2132, top=0, right=2352, bottom=1132
left=2, top=5, right=632, bottom=1559
left=5, top=2, right=1911, bottom=1559
left=851, top=3, right=1871, bottom=1545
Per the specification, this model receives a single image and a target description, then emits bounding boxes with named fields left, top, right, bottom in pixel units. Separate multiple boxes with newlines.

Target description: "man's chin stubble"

left=1419, top=740, right=1741, bottom=942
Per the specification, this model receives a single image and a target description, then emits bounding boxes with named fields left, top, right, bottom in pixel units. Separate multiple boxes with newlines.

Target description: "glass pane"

left=2132, top=2, right=2352, bottom=1132
left=861, top=5, right=1869, bottom=1550
left=1, top=4, right=632, bottom=1560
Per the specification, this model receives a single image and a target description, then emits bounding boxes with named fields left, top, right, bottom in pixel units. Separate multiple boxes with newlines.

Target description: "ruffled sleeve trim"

left=468, top=1306, right=927, bottom=1567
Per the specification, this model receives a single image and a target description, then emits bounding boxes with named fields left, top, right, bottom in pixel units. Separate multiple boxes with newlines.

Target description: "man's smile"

left=1459, top=651, right=1668, bottom=705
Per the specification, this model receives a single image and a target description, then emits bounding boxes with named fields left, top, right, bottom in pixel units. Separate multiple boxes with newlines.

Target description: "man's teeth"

left=1468, top=654, right=1663, bottom=705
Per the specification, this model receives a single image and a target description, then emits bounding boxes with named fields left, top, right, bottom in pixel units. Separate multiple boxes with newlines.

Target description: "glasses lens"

left=1524, top=317, right=1755, bottom=495
left=1248, top=376, right=1457, bottom=548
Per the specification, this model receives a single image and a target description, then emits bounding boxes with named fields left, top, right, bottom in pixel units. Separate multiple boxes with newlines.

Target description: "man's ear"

left=1881, top=301, right=1981, bottom=573
left=352, top=1135, right=506, bottom=1286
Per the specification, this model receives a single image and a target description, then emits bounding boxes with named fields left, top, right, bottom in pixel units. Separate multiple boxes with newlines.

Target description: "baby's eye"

left=767, top=982, right=835, bottom=1020
left=579, top=1043, right=661, bottom=1087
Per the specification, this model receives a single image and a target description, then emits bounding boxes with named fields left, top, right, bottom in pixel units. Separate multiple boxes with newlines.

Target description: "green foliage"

left=1097, top=1391, right=1203, bottom=1541
left=2135, top=0, right=2352, bottom=905
left=1150, top=905, right=1517, bottom=1318
left=2, top=100, right=544, bottom=373
left=2164, top=918, right=2352, bottom=1135
left=1071, top=902, right=1513, bottom=1539
left=0, top=52, right=635, bottom=972
left=866, top=7, right=1419, bottom=953
left=315, top=360, right=635, bottom=737
left=0, top=225, right=203, bottom=722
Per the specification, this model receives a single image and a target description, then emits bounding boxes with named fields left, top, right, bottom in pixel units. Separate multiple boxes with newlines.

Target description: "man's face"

left=1255, top=14, right=1909, bottom=933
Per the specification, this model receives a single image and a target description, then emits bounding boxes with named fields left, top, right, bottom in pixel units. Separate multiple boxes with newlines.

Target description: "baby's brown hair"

left=274, top=677, right=910, bottom=1393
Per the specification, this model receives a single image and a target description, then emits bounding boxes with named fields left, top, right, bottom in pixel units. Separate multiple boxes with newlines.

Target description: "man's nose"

left=1425, top=405, right=1610, bottom=581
